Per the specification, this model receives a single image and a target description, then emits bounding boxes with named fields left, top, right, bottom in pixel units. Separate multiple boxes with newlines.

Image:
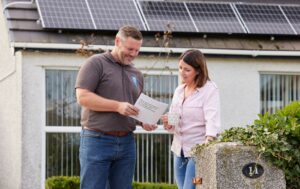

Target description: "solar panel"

left=235, top=4, right=294, bottom=35
left=186, top=3, right=245, bottom=34
left=281, top=6, right=300, bottom=34
left=36, top=0, right=299, bottom=36
left=36, top=0, right=95, bottom=30
left=138, top=0, right=197, bottom=32
left=87, top=0, right=146, bottom=31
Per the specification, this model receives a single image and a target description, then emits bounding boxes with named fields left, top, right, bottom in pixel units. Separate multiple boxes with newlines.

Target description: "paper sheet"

left=130, top=93, right=168, bottom=125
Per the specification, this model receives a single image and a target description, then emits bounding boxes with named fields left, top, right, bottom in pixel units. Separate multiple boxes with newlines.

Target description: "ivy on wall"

left=193, top=101, right=300, bottom=189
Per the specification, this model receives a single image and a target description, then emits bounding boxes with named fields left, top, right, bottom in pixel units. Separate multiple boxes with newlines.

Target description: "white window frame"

left=41, top=68, right=179, bottom=188
left=259, top=71, right=300, bottom=114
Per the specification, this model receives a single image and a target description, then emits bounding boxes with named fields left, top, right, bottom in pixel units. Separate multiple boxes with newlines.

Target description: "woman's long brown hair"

left=179, top=49, right=210, bottom=88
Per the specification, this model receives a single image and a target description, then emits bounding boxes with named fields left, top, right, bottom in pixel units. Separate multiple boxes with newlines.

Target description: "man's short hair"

left=117, top=25, right=143, bottom=41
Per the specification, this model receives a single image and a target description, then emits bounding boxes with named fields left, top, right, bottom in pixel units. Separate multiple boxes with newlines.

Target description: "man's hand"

left=117, top=102, right=139, bottom=116
left=142, top=123, right=157, bottom=131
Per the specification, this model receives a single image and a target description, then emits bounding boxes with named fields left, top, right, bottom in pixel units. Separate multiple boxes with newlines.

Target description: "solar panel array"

left=36, top=0, right=146, bottom=30
left=36, top=0, right=300, bottom=35
left=88, top=0, right=145, bottom=31
left=235, top=4, right=295, bottom=35
left=186, top=2, right=245, bottom=34
left=36, top=0, right=95, bottom=29
left=138, top=1, right=196, bottom=32
left=281, top=6, right=300, bottom=34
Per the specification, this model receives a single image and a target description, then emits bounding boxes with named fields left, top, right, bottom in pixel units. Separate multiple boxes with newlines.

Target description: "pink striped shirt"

left=167, top=80, right=221, bottom=157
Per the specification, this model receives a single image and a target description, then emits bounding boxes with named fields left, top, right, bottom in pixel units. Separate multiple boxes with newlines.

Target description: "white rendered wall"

left=6, top=51, right=300, bottom=189
left=21, top=51, right=85, bottom=189
left=0, top=52, right=22, bottom=189
left=136, top=55, right=300, bottom=130
left=209, top=57, right=300, bottom=130
left=0, top=1, right=22, bottom=189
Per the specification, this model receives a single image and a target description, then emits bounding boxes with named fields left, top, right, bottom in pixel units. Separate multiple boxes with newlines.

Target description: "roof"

left=2, top=0, right=300, bottom=53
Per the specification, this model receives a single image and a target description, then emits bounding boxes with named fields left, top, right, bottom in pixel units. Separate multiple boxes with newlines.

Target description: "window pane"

left=144, top=74, right=178, bottom=104
left=46, top=132, right=175, bottom=183
left=46, top=133, right=80, bottom=177
left=45, top=72, right=178, bottom=183
left=144, top=74, right=178, bottom=124
left=260, top=74, right=300, bottom=114
left=135, top=133, right=174, bottom=183
left=46, top=70, right=81, bottom=126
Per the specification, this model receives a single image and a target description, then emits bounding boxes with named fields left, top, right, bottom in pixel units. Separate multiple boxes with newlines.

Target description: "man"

left=75, top=25, right=157, bottom=189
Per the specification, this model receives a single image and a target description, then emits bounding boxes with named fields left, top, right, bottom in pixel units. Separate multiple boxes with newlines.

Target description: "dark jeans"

left=80, top=129, right=136, bottom=189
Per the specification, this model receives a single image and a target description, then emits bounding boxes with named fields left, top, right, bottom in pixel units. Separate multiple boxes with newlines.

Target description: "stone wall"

left=194, top=142, right=286, bottom=189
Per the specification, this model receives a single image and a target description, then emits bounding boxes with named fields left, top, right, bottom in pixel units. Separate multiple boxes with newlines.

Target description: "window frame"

left=259, top=71, right=300, bottom=114
left=42, top=68, right=179, bottom=186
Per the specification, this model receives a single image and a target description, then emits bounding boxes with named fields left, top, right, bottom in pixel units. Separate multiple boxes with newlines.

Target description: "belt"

left=83, top=127, right=131, bottom=137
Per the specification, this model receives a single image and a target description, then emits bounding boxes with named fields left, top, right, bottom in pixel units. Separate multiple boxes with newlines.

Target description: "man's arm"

left=76, top=88, right=139, bottom=116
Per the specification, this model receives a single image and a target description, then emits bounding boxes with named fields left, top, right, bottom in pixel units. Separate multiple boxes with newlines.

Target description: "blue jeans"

left=174, top=152, right=195, bottom=189
left=80, top=129, right=136, bottom=189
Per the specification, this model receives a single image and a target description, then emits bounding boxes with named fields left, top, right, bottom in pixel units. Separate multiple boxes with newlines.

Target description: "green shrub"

left=45, top=176, right=80, bottom=189
left=46, top=176, right=177, bottom=189
left=193, top=101, right=300, bottom=189
left=132, top=182, right=177, bottom=189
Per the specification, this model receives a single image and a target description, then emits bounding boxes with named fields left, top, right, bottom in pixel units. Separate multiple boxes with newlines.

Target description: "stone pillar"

left=194, top=142, right=286, bottom=189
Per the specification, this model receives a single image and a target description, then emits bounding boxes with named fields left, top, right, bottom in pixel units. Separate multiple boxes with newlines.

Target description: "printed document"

left=130, top=93, right=168, bottom=125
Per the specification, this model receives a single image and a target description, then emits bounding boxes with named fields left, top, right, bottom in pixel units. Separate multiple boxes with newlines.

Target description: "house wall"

left=20, top=51, right=84, bottom=189
left=208, top=56, right=300, bottom=129
left=0, top=1, right=22, bottom=189
left=5, top=50, right=300, bottom=189
left=136, top=55, right=300, bottom=129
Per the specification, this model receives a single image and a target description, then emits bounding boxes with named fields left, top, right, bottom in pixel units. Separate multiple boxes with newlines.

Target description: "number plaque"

left=242, top=163, right=264, bottom=178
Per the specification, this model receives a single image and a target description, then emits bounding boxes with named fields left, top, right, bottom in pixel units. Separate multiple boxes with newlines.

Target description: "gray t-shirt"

left=75, top=52, right=143, bottom=132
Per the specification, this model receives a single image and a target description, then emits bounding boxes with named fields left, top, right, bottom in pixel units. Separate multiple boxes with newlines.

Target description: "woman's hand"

left=205, top=136, right=215, bottom=144
left=161, top=114, right=173, bottom=130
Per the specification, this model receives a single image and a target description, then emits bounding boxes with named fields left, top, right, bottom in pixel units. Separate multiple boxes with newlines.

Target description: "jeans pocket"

left=80, top=129, right=104, bottom=151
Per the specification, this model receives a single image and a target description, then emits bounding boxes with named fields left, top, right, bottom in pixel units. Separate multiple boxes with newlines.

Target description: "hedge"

left=46, top=176, right=177, bottom=189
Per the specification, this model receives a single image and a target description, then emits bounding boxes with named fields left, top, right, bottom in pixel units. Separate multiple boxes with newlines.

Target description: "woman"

left=161, top=49, right=221, bottom=189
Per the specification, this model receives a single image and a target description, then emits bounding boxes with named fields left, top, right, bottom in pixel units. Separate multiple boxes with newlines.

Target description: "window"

left=260, top=74, right=300, bottom=114
left=45, top=70, right=178, bottom=183
left=45, top=70, right=80, bottom=177
left=136, top=74, right=178, bottom=183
